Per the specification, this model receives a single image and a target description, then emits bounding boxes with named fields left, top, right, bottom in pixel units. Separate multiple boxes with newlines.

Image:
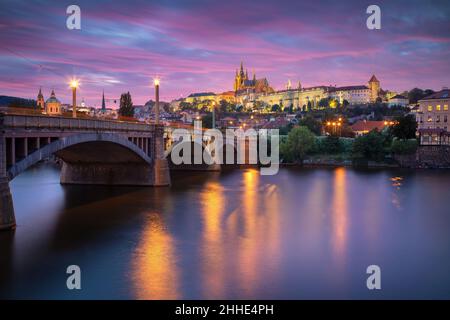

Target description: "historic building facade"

left=416, top=88, right=450, bottom=145
left=37, top=88, right=45, bottom=110
left=45, top=89, right=62, bottom=115
left=234, top=62, right=274, bottom=95
left=235, top=73, right=382, bottom=110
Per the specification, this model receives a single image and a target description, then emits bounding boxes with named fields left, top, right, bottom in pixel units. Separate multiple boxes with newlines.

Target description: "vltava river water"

left=1, top=163, right=450, bottom=299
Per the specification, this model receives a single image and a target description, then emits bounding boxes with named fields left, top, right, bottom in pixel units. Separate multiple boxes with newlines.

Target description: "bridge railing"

left=0, top=113, right=159, bottom=132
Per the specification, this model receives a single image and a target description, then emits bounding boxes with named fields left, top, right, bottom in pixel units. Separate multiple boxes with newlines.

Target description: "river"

left=0, top=163, right=449, bottom=299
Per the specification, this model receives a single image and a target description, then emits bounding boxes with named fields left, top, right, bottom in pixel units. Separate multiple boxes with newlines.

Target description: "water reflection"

left=390, top=176, right=404, bottom=210
left=331, top=168, right=348, bottom=274
left=2, top=164, right=450, bottom=299
left=132, top=212, right=180, bottom=299
left=199, top=180, right=225, bottom=298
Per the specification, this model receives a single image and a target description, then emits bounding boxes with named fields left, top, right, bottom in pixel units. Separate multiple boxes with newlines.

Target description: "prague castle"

left=234, top=63, right=383, bottom=110
left=181, top=62, right=384, bottom=111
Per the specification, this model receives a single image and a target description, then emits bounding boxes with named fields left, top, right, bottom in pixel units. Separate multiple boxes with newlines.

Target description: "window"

left=445, top=115, right=448, bottom=123
left=427, top=115, right=432, bottom=122
left=437, top=115, right=440, bottom=122
left=428, top=105, right=433, bottom=111
left=444, top=105, right=449, bottom=111
left=437, top=105, right=441, bottom=111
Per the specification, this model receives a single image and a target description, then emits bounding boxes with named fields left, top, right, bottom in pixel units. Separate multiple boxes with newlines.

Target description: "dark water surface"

left=1, top=163, right=450, bottom=299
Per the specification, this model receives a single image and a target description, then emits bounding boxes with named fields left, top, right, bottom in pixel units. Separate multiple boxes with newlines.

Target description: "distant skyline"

left=0, top=0, right=449, bottom=106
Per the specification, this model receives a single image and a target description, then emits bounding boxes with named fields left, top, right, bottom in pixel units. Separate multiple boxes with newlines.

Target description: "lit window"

left=428, top=105, right=433, bottom=111
left=427, top=116, right=432, bottom=122
left=437, top=105, right=441, bottom=111
left=444, top=105, right=449, bottom=111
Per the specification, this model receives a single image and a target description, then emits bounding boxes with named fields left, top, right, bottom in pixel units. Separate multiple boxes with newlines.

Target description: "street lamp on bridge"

left=153, top=77, right=160, bottom=125
left=69, top=79, right=79, bottom=118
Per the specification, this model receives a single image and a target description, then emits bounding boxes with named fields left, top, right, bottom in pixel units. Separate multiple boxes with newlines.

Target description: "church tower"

left=37, top=87, right=45, bottom=110
left=101, top=90, right=106, bottom=113
left=368, top=75, right=380, bottom=102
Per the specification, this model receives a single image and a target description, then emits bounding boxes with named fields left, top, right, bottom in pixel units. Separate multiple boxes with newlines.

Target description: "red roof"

left=351, top=120, right=386, bottom=132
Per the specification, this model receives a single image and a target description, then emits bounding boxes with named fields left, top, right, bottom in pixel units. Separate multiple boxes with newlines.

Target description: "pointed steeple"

left=239, top=61, right=245, bottom=77
left=252, top=70, right=256, bottom=82
left=50, top=89, right=56, bottom=97
left=102, top=90, right=106, bottom=112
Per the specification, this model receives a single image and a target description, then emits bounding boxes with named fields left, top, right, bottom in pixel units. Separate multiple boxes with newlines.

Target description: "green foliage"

left=390, top=115, right=417, bottom=140
left=201, top=112, right=213, bottom=129
left=279, top=123, right=294, bottom=135
left=280, top=126, right=316, bottom=163
left=118, top=92, right=134, bottom=117
left=271, top=104, right=281, bottom=112
left=179, top=101, right=196, bottom=111
left=7, top=98, right=37, bottom=109
left=390, top=139, right=418, bottom=155
left=408, top=88, right=434, bottom=104
left=312, top=136, right=354, bottom=155
left=352, top=130, right=389, bottom=162
left=219, top=99, right=236, bottom=113
left=298, top=115, right=322, bottom=135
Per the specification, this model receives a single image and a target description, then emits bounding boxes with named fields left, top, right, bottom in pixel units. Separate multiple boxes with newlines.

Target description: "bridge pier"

left=0, top=177, right=15, bottom=230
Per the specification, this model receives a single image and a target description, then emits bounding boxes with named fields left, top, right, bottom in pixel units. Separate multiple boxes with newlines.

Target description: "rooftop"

left=420, top=89, right=449, bottom=101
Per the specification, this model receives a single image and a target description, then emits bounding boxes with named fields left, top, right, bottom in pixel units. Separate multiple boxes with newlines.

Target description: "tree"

left=390, top=139, right=418, bottom=155
left=408, top=88, right=435, bottom=104
left=318, top=98, right=329, bottom=109
left=118, top=92, right=134, bottom=117
left=352, top=130, right=388, bottom=162
left=390, top=115, right=417, bottom=140
left=271, top=104, right=281, bottom=112
left=298, top=115, right=322, bottom=135
left=280, top=126, right=316, bottom=163
left=201, top=112, right=213, bottom=129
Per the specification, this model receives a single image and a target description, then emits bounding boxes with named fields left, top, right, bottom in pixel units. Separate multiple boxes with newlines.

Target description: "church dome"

left=46, top=90, right=60, bottom=104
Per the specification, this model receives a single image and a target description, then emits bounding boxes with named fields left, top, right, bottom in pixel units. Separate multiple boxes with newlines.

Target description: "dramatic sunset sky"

left=0, top=0, right=449, bottom=106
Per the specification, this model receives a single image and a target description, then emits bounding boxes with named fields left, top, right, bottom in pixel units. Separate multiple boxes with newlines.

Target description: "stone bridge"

left=0, top=113, right=170, bottom=230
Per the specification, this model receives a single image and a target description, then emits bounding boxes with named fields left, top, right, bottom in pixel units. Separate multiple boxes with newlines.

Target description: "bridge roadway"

left=0, top=112, right=170, bottom=230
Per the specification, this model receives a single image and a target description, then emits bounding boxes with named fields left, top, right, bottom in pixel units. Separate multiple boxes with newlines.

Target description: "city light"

left=153, top=78, right=160, bottom=86
left=69, top=79, right=79, bottom=89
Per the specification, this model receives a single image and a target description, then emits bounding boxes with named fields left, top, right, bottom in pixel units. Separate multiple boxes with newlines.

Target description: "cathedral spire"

left=102, top=90, right=106, bottom=112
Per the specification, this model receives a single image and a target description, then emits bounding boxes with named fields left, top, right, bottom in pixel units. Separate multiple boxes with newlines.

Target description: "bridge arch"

left=7, top=132, right=153, bottom=181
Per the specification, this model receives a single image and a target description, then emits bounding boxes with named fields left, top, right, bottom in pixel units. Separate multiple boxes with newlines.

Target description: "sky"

left=0, top=0, right=449, bottom=107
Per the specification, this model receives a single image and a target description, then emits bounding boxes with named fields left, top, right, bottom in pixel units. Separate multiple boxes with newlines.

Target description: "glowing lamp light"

left=70, top=79, right=79, bottom=89
left=153, top=78, right=160, bottom=86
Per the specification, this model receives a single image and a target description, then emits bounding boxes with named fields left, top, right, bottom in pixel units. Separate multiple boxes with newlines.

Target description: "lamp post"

left=154, top=78, right=160, bottom=125
left=70, top=80, right=78, bottom=118
left=212, top=102, right=216, bottom=129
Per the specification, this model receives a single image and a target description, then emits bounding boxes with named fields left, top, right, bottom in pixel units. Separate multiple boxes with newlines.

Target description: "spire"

left=51, top=89, right=55, bottom=97
left=239, top=61, right=245, bottom=77
left=253, top=70, right=256, bottom=82
left=102, top=90, right=106, bottom=112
